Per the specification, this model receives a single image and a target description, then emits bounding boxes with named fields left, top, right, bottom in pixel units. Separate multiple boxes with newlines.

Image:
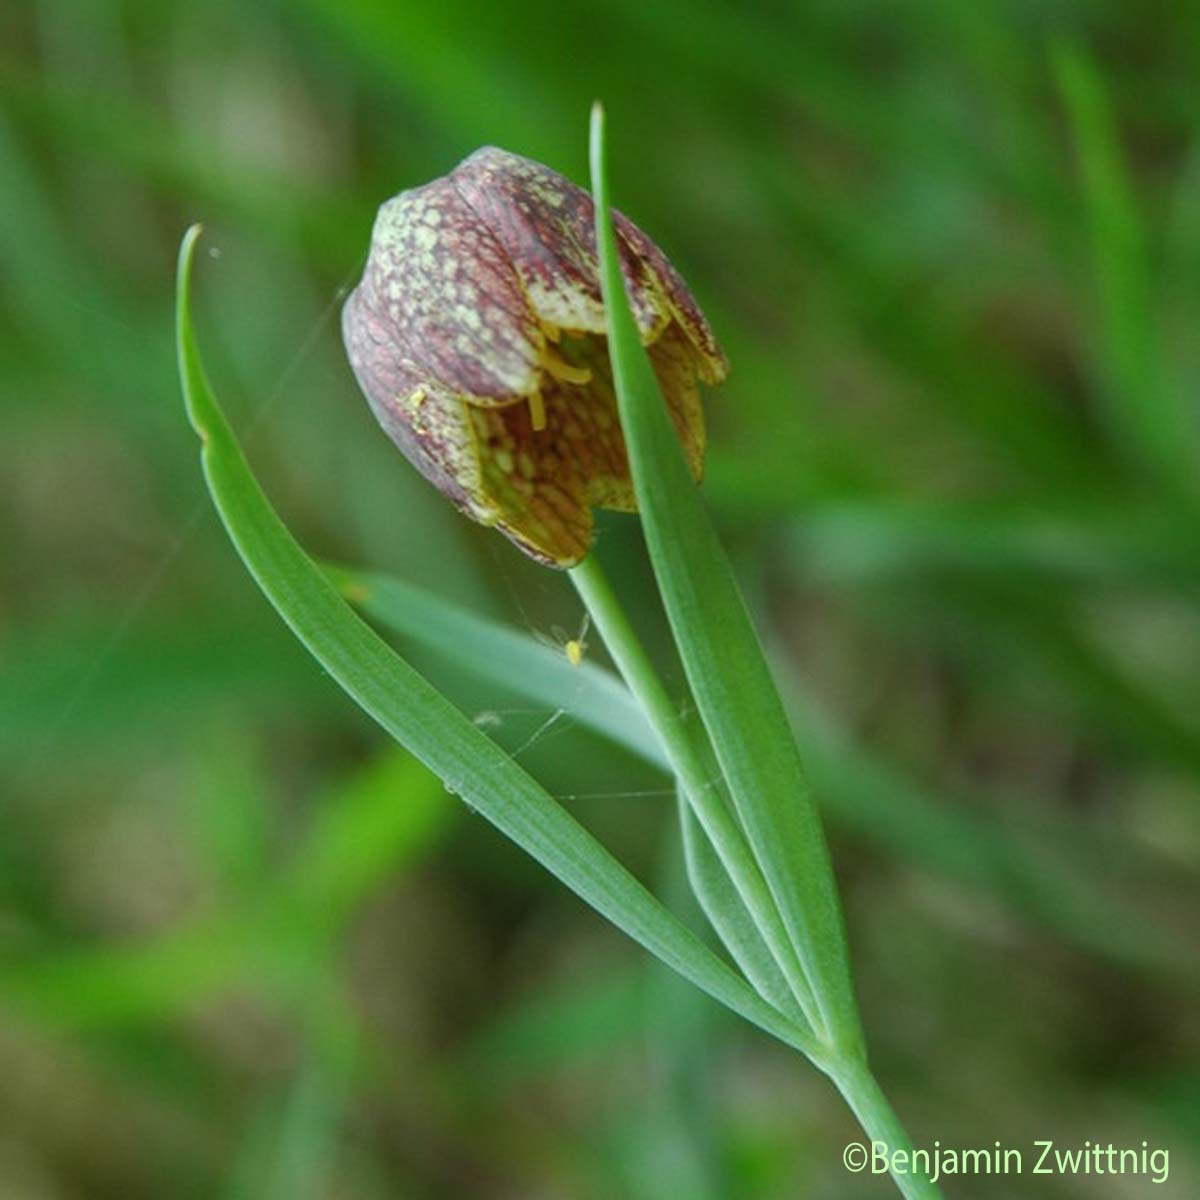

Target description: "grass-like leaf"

left=1054, top=43, right=1196, bottom=499
left=588, top=105, right=861, bottom=1054
left=174, top=223, right=816, bottom=1058
left=331, top=561, right=1193, bottom=981
left=677, top=789, right=804, bottom=1023
left=323, top=563, right=667, bottom=770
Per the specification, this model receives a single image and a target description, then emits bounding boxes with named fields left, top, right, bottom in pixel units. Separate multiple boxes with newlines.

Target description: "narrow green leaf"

left=225, top=989, right=358, bottom=1200
left=785, top=498, right=1200, bottom=590
left=589, top=104, right=861, bottom=1052
left=456, top=967, right=646, bottom=1088
left=287, top=748, right=453, bottom=925
left=0, top=752, right=447, bottom=1028
left=1054, top=43, right=1196, bottom=496
left=174, top=224, right=816, bottom=1058
left=569, top=555, right=825, bottom=1032
left=324, top=563, right=667, bottom=770
left=677, top=789, right=804, bottom=1024
left=0, top=917, right=267, bottom=1028
left=332, top=564, right=1193, bottom=981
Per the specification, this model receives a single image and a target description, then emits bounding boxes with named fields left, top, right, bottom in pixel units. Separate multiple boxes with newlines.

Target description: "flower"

left=342, top=146, right=727, bottom=568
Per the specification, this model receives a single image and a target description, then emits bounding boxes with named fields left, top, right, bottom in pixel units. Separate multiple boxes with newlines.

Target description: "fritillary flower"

left=342, top=147, right=726, bottom=567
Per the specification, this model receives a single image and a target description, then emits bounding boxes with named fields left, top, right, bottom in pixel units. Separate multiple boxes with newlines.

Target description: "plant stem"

left=572, top=558, right=940, bottom=1200
left=828, top=1056, right=945, bottom=1200
left=570, top=553, right=826, bottom=1038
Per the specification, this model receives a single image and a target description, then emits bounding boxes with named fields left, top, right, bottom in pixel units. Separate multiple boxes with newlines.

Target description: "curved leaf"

left=323, top=563, right=667, bottom=771
left=174, top=223, right=815, bottom=1059
left=589, top=105, right=861, bottom=1053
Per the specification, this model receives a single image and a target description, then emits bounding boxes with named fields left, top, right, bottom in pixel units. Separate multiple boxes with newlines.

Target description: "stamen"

left=540, top=344, right=593, bottom=386
left=528, top=389, right=547, bottom=431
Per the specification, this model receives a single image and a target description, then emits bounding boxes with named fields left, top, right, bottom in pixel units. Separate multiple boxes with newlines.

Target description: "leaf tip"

left=177, top=224, right=205, bottom=292
left=588, top=102, right=607, bottom=181
left=175, top=223, right=216, bottom=445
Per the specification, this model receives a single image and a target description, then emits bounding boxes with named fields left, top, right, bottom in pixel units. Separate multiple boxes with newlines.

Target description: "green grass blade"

left=285, top=748, right=454, bottom=928
left=785, top=497, right=1200, bottom=590
left=324, top=563, right=667, bottom=770
left=589, top=105, right=861, bottom=1052
left=456, top=967, right=646, bottom=1090
left=174, top=224, right=815, bottom=1058
left=0, top=749, right=449, bottom=1029
left=782, top=688, right=1195, bottom=983
left=1054, top=43, right=1196, bottom=497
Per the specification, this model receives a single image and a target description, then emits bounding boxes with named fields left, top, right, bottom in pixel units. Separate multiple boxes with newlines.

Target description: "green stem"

left=572, top=558, right=938, bottom=1200
left=570, top=553, right=827, bottom=1039
left=828, top=1056, right=945, bottom=1200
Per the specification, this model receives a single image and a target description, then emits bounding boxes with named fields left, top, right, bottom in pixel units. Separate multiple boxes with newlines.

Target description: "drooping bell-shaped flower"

left=342, top=146, right=727, bottom=567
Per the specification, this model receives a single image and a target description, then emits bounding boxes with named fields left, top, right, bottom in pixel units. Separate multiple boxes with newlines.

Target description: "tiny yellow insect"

left=551, top=613, right=590, bottom=667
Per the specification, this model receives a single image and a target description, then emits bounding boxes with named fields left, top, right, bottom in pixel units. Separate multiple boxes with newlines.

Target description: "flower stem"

left=569, top=553, right=826, bottom=1039
left=571, top=556, right=941, bottom=1200
left=828, top=1056, right=945, bottom=1200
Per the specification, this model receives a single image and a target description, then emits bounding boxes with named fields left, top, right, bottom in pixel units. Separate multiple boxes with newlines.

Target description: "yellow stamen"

left=528, top=389, right=547, bottom=431
left=540, top=343, right=593, bottom=386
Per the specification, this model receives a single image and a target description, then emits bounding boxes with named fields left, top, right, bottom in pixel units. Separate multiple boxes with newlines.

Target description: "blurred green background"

left=3, top=0, right=1200, bottom=1196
